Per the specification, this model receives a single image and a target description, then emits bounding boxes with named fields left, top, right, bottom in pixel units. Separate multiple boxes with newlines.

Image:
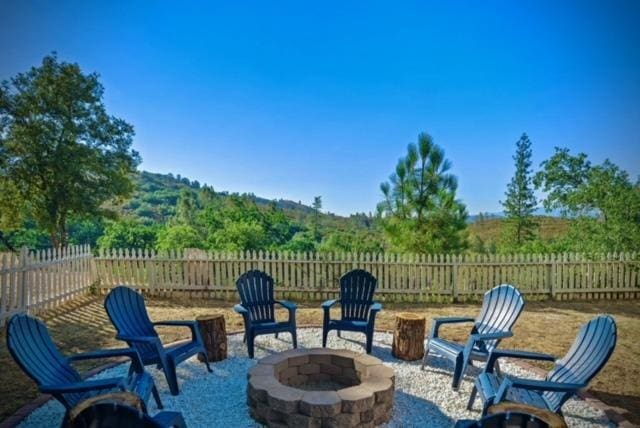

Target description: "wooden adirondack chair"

left=70, top=401, right=186, bottom=428
left=469, top=315, right=617, bottom=416
left=104, top=286, right=212, bottom=396
left=422, top=284, right=525, bottom=390
left=6, top=314, right=163, bottom=424
left=321, top=269, right=382, bottom=354
left=234, top=270, right=298, bottom=359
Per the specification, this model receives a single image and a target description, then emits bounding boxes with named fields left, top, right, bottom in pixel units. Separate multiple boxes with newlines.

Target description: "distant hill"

left=116, top=171, right=373, bottom=233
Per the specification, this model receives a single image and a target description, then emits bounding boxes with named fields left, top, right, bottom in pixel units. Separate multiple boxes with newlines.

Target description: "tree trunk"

left=197, top=313, right=227, bottom=362
left=392, top=312, right=426, bottom=361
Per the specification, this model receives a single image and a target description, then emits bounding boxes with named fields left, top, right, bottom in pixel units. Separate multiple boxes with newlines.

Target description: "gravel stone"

left=17, top=328, right=614, bottom=428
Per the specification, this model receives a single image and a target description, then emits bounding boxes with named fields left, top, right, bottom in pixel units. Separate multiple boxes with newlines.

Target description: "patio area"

left=1, top=295, right=638, bottom=426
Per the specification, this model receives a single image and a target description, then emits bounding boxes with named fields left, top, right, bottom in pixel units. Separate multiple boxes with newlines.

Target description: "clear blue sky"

left=1, top=1, right=639, bottom=216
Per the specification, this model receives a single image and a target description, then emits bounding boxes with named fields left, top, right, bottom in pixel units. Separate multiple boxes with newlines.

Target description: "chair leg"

left=421, top=341, right=430, bottom=370
left=322, top=328, right=329, bottom=348
left=200, top=346, right=213, bottom=373
left=152, top=384, right=164, bottom=409
left=291, top=328, right=298, bottom=349
left=275, top=332, right=279, bottom=339
left=365, top=329, right=374, bottom=354
left=452, top=352, right=467, bottom=390
left=248, top=334, right=255, bottom=359
left=467, top=385, right=477, bottom=410
left=165, top=359, right=180, bottom=396
left=337, top=330, right=341, bottom=338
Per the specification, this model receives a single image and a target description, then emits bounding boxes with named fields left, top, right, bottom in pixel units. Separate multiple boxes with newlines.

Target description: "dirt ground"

left=1, top=296, right=638, bottom=425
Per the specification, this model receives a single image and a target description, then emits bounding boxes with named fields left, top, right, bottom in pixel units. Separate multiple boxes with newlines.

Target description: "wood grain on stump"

left=488, top=402, right=568, bottom=428
left=197, top=313, right=227, bottom=362
left=392, top=312, right=426, bottom=361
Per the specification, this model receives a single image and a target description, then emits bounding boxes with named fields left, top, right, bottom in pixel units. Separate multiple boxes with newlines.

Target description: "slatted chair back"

left=6, top=314, right=83, bottom=406
left=236, top=270, right=276, bottom=324
left=473, top=284, right=525, bottom=353
left=542, top=315, right=617, bottom=412
left=340, top=270, right=377, bottom=322
left=105, top=286, right=159, bottom=358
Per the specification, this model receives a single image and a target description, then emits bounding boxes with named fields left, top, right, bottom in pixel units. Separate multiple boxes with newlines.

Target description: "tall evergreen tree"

left=377, top=132, right=468, bottom=254
left=501, top=133, right=538, bottom=247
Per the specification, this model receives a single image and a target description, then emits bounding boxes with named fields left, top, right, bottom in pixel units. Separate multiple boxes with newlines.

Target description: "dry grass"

left=469, top=216, right=571, bottom=243
left=1, top=296, right=638, bottom=425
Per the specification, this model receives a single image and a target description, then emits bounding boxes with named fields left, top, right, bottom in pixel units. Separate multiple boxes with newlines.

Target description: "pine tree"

left=377, top=132, right=468, bottom=253
left=501, top=133, right=538, bottom=247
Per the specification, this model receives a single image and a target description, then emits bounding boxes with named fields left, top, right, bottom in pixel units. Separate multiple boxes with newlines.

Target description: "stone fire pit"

left=247, top=348, right=395, bottom=427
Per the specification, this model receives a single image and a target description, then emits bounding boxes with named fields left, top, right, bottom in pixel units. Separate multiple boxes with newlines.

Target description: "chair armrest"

left=40, top=377, right=123, bottom=394
left=495, top=377, right=585, bottom=403
left=430, top=317, right=475, bottom=338
left=68, top=348, right=139, bottom=362
left=275, top=300, right=297, bottom=311
left=153, top=320, right=197, bottom=327
left=370, top=302, right=382, bottom=312
left=433, top=316, right=475, bottom=324
left=485, top=349, right=556, bottom=374
left=233, top=304, right=249, bottom=315
left=321, top=299, right=340, bottom=310
left=116, top=334, right=158, bottom=343
left=510, top=377, right=585, bottom=392
left=69, top=348, right=145, bottom=373
left=470, top=331, right=513, bottom=342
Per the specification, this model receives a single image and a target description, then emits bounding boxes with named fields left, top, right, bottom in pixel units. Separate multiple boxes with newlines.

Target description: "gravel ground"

left=19, top=328, right=612, bottom=427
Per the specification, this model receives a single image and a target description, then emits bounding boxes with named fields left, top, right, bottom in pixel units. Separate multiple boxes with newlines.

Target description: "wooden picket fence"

left=94, top=249, right=640, bottom=302
left=2, top=247, right=638, bottom=325
left=0, top=246, right=94, bottom=325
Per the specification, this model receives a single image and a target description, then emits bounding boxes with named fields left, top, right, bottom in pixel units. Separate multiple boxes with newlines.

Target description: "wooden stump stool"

left=197, top=313, right=227, bottom=362
left=488, top=402, right=568, bottom=428
left=392, top=312, right=426, bottom=361
left=69, top=391, right=144, bottom=424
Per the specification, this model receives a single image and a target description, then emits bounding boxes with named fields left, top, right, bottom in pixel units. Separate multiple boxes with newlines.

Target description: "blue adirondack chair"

left=321, top=269, right=382, bottom=354
left=234, top=270, right=297, bottom=358
left=104, top=286, right=212, bottom=396
left=422, top=284, right=525, bottom=390
left=6, top=313, right=162, bottom=423
left=469, top=315, right=617, bottom=416
left=71, top=401, right=186, bottom=428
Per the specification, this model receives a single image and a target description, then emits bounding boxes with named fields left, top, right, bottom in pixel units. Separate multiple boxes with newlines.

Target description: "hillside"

left=118, top=171, right=372, bottom=232
left=469, top=216, right=571, bottom=244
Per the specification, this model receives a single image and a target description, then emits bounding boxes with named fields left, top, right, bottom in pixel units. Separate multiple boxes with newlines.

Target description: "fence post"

left=548, top=254, right=556, bottom=299
left=452, top=254, right=459, bottom=303
left=19, top=247, right=29, bottom=313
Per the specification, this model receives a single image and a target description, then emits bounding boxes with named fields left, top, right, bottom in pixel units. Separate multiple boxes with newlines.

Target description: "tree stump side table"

left=488, top=402, right=568, bottom=428
left=392, top=312, right=426, bottom=361
left=196, top=313, right=227, bottom=362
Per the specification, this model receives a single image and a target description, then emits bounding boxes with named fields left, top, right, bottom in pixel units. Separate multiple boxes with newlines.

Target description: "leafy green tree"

left=318, top=230, right=384, bottom=254
left=98, top=220, right=158, bottom=249
left=377, top=132, right=468, bottom=253
left=534, top=148, right=640, bottom=252
left=208, top=219, right=268, bottom=251
left=281, top=231, right=317, bottom=252
left=157, top=224, right=203, bottom=250
left=501, top=133, right=538, bottom=248
left=0, top=54, right=140, bottom=246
